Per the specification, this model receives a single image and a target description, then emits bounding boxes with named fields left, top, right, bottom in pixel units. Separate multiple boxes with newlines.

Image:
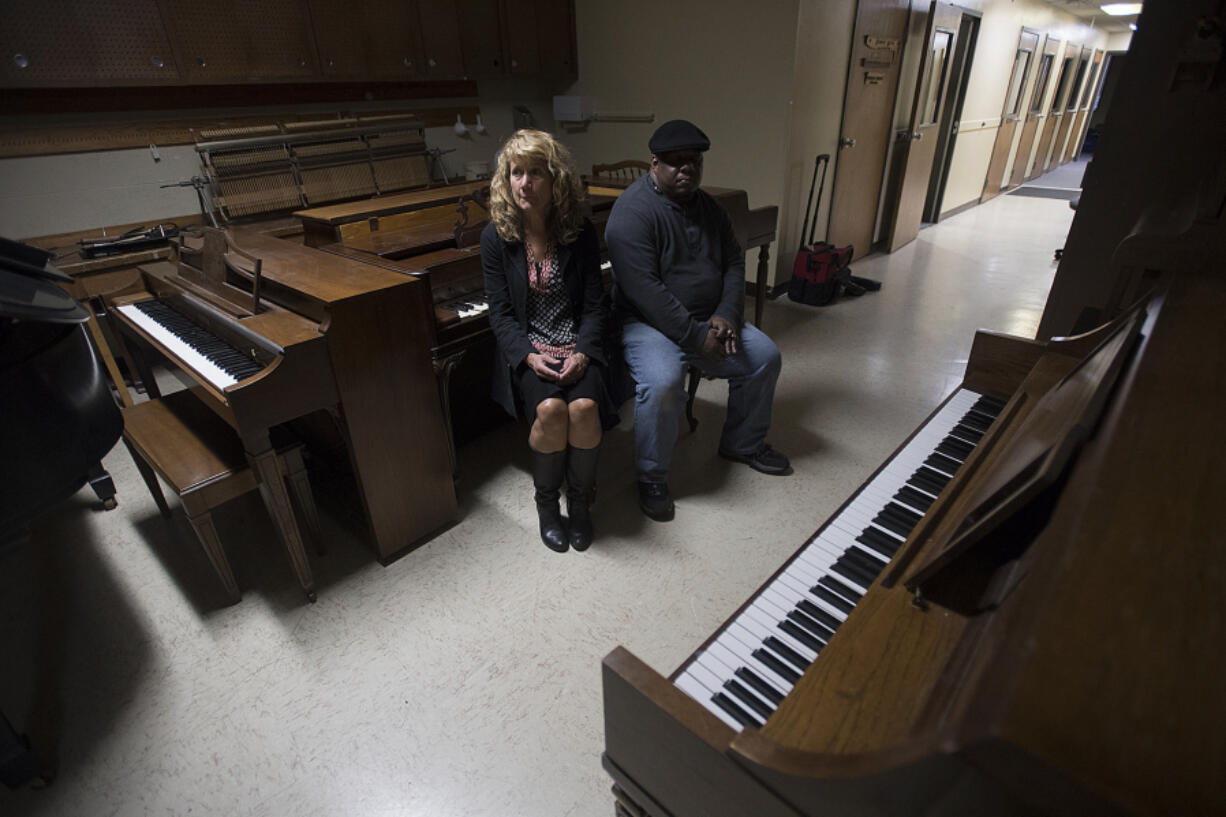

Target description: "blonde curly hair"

left=489, top=129, right=586, bottom=245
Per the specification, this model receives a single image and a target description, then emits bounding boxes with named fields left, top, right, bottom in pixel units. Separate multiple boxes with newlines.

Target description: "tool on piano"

left=110, top=227, right=456, bottom=573
left=601, top=260, right=1226, bottom=816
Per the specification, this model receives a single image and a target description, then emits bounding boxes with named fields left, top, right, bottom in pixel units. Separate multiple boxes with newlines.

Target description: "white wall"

left=938, top=0, right=1112, bottom=214
left=0, top=81, right=559, bottom=241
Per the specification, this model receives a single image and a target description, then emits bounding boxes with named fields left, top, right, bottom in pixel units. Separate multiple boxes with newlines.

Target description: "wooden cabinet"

left=0, top=0, right=180, bottom=87
left=0, top=0, right=574, bottom=90
left=309, top=0, right=421, bottom=79
left=160, top=0, right=318, bottom=83
left=457, top=0, right=577, bottom=81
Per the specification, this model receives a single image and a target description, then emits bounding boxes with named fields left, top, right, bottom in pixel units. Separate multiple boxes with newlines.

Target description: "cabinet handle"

left=13, top=53, right=29, bottom=69
left=428, top=57, right=437, bottom=68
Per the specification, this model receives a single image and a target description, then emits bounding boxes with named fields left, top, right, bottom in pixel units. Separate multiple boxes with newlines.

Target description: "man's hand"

left=701, top=325, right=727, bottom=362
left=557, top=352, right=589, bottom=385
left=526, top=352, right=562, bottom=381
left=709, top=316, right=740, bottom=356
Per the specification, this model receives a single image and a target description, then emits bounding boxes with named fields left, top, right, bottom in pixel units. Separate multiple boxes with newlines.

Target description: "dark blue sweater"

left=604, top=174, right=745, bottom=354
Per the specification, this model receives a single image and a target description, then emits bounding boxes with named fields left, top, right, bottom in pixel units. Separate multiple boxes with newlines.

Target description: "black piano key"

left=780, top=617, right=827, bottom=654
left=711, top=691, right=763, bottom=729
left=735, top=667, right=785, bottom=706
left=924, top=451, right=963, bottom=475
left=857, top=527, right=902, bottom=559
left=909, top=466, right=948, bottom=496
left=951, top=422, right=984, bottom=444
left=937, top=435, right=975, bottom=460
left=812, top=583, right=856, bottom=616
left=931, top=436, right=970, bottom=461
left=724, top=679, right=776, bottom=720
left=832, top=557, right=876, bottom=590
left=896, top=485, right=934, bottom=513
left=872, top=508, right=913, bottom=539
left=886, top=501, right=923, bottom=527
left=753, top=647, right=801, bottom=685
left=763, top=636, right=812, bottom=674
left=796, top=599, right=842, bottom=634
left=974, top=394, right=1007, bottom=415
left=839, top=549, right=884, bottom=583
left=817, top=574, right=863, bottom=604
left=960, top=410, right=993, bottom=432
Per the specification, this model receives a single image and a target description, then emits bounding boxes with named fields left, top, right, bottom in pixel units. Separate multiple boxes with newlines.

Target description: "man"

left=605, top=119, right=790, bottom=522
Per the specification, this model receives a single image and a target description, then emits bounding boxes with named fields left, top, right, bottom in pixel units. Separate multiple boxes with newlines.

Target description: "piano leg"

left=282, top=446, right=324, bottom=557
left=180, top=495, right=242, bottom=603
left=753, top=244, right=771, bottom=330
left=244, top=434, right=317, bottom=603
left=85, top=463, right=117, bottom=511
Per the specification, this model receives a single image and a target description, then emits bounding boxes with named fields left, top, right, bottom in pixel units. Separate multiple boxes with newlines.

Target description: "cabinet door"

left=1, top=0, right=179, bottom=87
left=457, top=0, right=505, bottom=78
left=536, top=0, right=577, bottom=79
left=310, top=0, right=421, bottom=79
left=416, top=0, right=466, bottom=78
left=503, top=0, right=541, bottom=75
left=161, top=0, right=317, bottom=83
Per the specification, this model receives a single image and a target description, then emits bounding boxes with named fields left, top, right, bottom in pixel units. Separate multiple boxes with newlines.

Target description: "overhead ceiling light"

left=1101, top=3, right=1142, bottom=15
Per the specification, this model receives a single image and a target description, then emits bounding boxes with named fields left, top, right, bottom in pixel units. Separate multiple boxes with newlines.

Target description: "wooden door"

left=1064, top=48, right=1104, bottom=163
left=982, top=27, right=1039, bottom=200
left=826, top=0, right=912, bottom=260
left=1051, top=45, right=1090, bottom=167
left=1010, top=34, right=1055, bottom=186
left=885, top=1, right=960, bottom=251
left=1032, top=42, right=1072, bottom=178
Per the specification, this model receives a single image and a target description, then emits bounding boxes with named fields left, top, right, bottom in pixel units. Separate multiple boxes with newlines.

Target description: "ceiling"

left=1041, top=0, right=1142, bottom=34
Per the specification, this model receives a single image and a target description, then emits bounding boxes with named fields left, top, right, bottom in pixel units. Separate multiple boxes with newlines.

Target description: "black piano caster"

left=86, top=462, right=117, bottom=510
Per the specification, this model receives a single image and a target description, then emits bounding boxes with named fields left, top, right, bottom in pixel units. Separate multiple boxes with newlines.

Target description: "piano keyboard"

left=441, top=295, right=489, bottom=319
left=674, top=388, right=1005, bottom=731
left=116, top=300, right=264, bottom=391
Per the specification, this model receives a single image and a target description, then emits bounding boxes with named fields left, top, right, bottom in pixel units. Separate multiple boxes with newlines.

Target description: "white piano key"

left=675, top=672, right=741, bottom=730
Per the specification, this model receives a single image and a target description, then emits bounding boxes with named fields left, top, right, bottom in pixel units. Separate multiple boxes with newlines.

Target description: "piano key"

left=672, top=388, right=1003, bottom=726
left=117, top=302, right=241, bottom=390
left=711, top=691, right=764, bottom=729
left=675, top=672, right=741, bottom=730
left=724, top=678, right=777, bottom=720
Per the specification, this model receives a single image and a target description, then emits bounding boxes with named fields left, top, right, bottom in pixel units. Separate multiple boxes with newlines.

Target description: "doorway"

left=925, top=10, right=979, bottom=222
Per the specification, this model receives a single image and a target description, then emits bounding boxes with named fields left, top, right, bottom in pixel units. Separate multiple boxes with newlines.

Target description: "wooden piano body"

left=602, top=235, right=1226, bottom=816
left=111, top=227, right=456, bottom=565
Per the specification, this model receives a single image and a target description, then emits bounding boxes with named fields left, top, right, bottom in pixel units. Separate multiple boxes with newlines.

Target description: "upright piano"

left=110, top=227, right=456, bottom=566
left=602, top=247, right=1226, bottom=816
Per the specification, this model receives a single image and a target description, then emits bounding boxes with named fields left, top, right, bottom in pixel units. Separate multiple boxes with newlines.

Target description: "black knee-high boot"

left=532, top=448, right=568, bottom=552
left=566, top=445, right=599, bottom=552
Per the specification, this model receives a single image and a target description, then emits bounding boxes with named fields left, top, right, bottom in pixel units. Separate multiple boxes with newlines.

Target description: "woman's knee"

left=568, top=398, right=599, bottom=429
left=536, top=397, right=569, bottom=429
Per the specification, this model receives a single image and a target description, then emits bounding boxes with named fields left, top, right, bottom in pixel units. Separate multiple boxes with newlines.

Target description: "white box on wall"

left=553, top=95, right=594, bottom=122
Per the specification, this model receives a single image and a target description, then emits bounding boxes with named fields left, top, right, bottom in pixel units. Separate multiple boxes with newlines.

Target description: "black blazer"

left=481, top=218, right=608, bottom=418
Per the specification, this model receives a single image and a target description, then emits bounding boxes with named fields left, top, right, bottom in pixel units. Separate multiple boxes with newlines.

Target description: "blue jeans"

left=621, top=320, right=781, bottom=483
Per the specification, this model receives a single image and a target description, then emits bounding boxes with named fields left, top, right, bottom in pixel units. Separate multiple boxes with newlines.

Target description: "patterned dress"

left=525, top=241, right=577, bottom=360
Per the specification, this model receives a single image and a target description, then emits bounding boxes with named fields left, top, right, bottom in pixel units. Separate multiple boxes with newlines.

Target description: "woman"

left=481, top=130, right=614, bottom=553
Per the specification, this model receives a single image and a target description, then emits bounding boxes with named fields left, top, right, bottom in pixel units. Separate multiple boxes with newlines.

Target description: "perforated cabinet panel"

left=160, top=0, right=318, bottom=82
left=0, top=0, right=180, bottom=86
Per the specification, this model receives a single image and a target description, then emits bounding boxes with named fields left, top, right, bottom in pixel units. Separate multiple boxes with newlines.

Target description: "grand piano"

left=601, top=232, right=1226, bottom=816
left=109, top=227, right=456, bottom=567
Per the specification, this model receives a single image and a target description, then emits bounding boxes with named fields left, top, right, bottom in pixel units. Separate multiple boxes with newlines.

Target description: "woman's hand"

left=526, top=352, right=562, bottom=381
left=557, top=352, right=589, bottom=385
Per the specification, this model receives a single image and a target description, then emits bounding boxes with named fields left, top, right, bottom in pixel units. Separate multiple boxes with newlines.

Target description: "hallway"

left=1, top=179, right=1079, bottom=817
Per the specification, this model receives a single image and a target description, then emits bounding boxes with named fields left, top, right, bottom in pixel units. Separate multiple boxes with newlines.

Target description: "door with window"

left=1033, top=42, right=1073, bottom=177
left=885, top=1, right=960, bottom=251
left=1051, top=45, right=1090, bottom=168
left=1063, top=48, right=1104, bottom=163
left=982, top=27, right=1039, bottom=200
left=1013, top=34, right=1057, bottom=185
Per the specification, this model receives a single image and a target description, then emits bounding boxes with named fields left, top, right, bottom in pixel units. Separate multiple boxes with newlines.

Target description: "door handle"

left=838, top=137, right=857, bottom=148
left=911, top=131, right=922, bottom=140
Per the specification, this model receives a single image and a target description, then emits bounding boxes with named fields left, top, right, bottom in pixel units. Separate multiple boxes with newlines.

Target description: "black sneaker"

left=637, top=481, right=675, bottom=521
left=718, top=443, right=791, bottom=475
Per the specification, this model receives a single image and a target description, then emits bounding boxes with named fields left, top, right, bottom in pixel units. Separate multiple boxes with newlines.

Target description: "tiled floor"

left=1, top=162, right=1082, bottom=817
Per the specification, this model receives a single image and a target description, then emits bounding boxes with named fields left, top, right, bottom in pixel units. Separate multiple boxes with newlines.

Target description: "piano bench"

left=119, top=390, right=320, bottom=604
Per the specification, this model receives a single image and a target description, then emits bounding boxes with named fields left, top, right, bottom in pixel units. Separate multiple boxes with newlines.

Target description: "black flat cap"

left=648, top=120, right=710, bottom=154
